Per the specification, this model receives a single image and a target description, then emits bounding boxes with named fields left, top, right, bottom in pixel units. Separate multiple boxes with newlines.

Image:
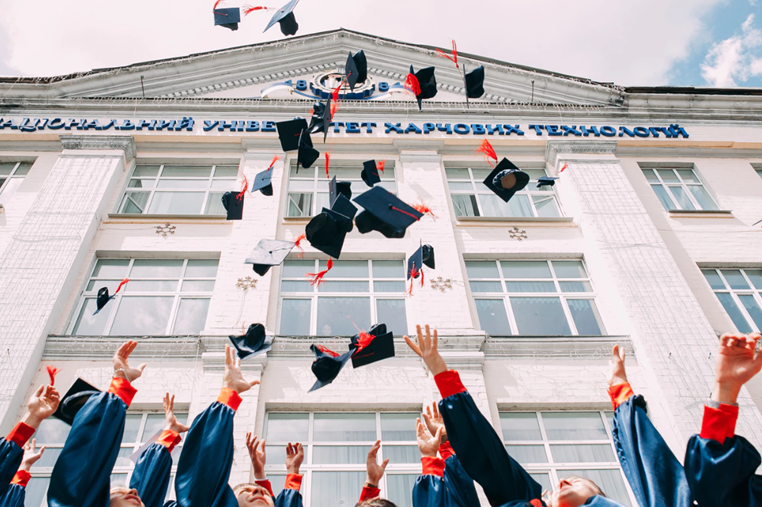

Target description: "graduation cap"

left=407, top=244, right=435, bottom=295
left=361, top=160, right=382, bottom=188
left=350, top=323, right=395, bottom=368
left=405, top=65, right=438, bottom=111
left=94, top=279, right=129, bottom=315
left=229, top=323, right=272, bottom=359
left=464, top=64, right=485, bottom=99
left=252, top=169, right=274, bottom=196
left=345, top=50, right=368, bottom=91
left=263, top=0, right=299, bottom=36
left=245, top=238, right=296, bottom=276
left=309, top=344, right=355, bottom=392
left=222, top=191, right=244, bottom=220
left=298, top=133, right=319, bottom=171
left=276, top=118, right=311, bottom=152
left=308, top=100, right=332, bottom=143
left=331, top=194, right=358, bottom=224
left=213, top=7, right=241, bottom=30
left=353, top=186, right=422, bottom=238
left=53, top=378, right=100, bottom=426
left=483, top=158, right=530, bottom=203
left=305, top=208, right=352, bottom=259
left=329, top=176, right=352, bottom=204
left=536, top=176, right=558, bottom=189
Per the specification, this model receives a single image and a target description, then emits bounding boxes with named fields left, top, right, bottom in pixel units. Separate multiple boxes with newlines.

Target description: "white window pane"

left=375, top=281, right=406, bottom=292
left=205, top=192, right=227, bottom=215
left=470, top=281, right=503, bottom=293
left=115, top=447, right=134, bottom=467
left=156, top=179, right=208, bottom=189
left=504, top=194, right=534, bottom=217
left=110, top=297, right=173, bottom=335
left=315, top=192, right=330, bottom=212
left=472, top=169, right=492, bottom=181
left=553, top=261, right=588, bottom=279
left=533, top=195, right=560, bottom=217
left=656, top=169, right=679, bottom=182
left=119, top=192, right=150, bottom=213
left=122, top=414, right=143, bottom=443
left=687, top=185, right=718, bottom=210
left=475, top=299, right=511, bottom=335
left=317, top=281, right=369, bottom=292
left=287, top=193, right=312, bottom=217
left=445, top=168, right=470, bottom=179
left=26, top=478, right=49, bottom=507
left=501, top=261, right=552, bottom=279
left=34, top=419, right=71, bottom=444
left=321, top=260, right=368, bottom=278
left=451, top=194, right=479, bottom=217
left=311, top=471, right=365, bottom=507
left=387, top=474, right=418, bottom=507
left=702, top=269, right=725, bottom=289
left=465, top=261, right=500, bottom=279
left=500, top=413, right=542, bottom=441
left=32, top=447, right=63, bottom=468
left=376, top=299, right=408, bottom=336
left=130, top=260, right=183, bottom=278
left=313, top=413, right=375, bottom=441
left=87, top=279, right=123, bottom=292
left=283, top=260, right=315, bottom=278
left=529, top=473, right=552, bottom=494
left=134, top=165, right=160, bottom=177
left=505, top=444, right=548, bottom=464
left=185, top=259, right=219, bottom=278
left=738, top=295, right=762, bottom=330
left=0, top=163, right=16, bottom=175
left=128, top=179, right=155, bottom=189
left=279, top=299, right=311, bottom=335
left=677, top=169, right=699, bottom=183
left=559, top=281, right=593, bottom=293
left=281, top=281, right=313, bottom=292
left=316, top=297, right=370, bottom=336
left=651, top=184, right=674, bottom=211
left=380, top=413, right=418, bottom=441
left=313, top=445, right=370, bottom=464
left=560, top=470, right=632, bottom=507
left=289, top=180, right=315, bottom=192
left=716, top=293, right=753, bottom=333
left=721, top=270, right=750, bottom=289
left=162, top=166, right=212, bottom=177
left=510, top=298, right=571, bottom=335
left=479, top=194, right=513, bottom=217
left=745, top=269, right=762, bottom=290
left=266, top=414, right=309, bottom=442
left=141, top=414, right=168, bottom=441
left=667, top=186, right=695, bottom=210
left=173, top=299, right=210, bottom=334
left=111, top=473, right=129, bottom=488
left=542, top=412, right=607, bottom=440
left=505, top=281, right=557, bottom=293
left=551, top=444, right=615, bottom=463
left=147, top=191, right=205, bottom=214
left=383, top=445, right=419, bottom=464
left=214, top=166, right=240, bottom=177
left=372, top=260, right=405, bottom=279
left=524, top=169, right=547, bottom=181
left=265, top=446, right=311, bottom=467
left=568, top=300, right=604, bottom=335
left=448, top=181, right=474, bottom=192
left=124, top=280, right=179, bottom=292
left=210, top=179, right=236, bottom=190
left=641, top=169, right=658, bottom=182
left=92, top=260, right=130, bottom=279
left=73, top=299, right=110, bottom=335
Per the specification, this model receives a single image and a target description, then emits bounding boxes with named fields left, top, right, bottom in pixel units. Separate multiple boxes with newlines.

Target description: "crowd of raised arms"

left=1, top=327, right=761, bottom=507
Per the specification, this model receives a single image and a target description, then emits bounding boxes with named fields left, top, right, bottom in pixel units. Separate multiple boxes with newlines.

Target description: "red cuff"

left=217, top=388, right=242, bottom=412
left=607, top=382, right=635, bottom=411
left=5, top=422, right=34, bottom=448
left=421, top=456, right=445, bottom=477
left=434, top=370, right=467, bottom=399
left=438, top=441, right=454, bottom=461
left=108, top=377, right=137, bottom=407
left=255, top=479, right=274, bottom=497
left=359, top=485, right=381, bottom=502
left=700, top=403, right=739, bottom=445
left=11, top=470, right=30, bottom=487
left=156, top=429, right=182, bottom=453
left=284, top=473, right=302, bottom=491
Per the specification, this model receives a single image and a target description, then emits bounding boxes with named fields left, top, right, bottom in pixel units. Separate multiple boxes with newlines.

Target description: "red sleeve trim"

left=254, top=479, right=274, bottom=497
left=422, top=456, right=445, bottom=477
left=438, top=441, right=454, bottom=461
left=156, top=429, right=182, bottom=453
left=11, top=470, right=30, bottom=487
left=700, top=403, right=739, bottom=445
left=434, top=370, right=467, bottom=399
left=217, top=388, right=242, bottom=412
left=284, top=473, right=303, bottom=491
left=108, top=377, right=137, bottom=407
left=359, top=485, right=381, bottom=502
left=6, top=422, right=34, bottom=448
left=607, top=382, right=635, bottom=411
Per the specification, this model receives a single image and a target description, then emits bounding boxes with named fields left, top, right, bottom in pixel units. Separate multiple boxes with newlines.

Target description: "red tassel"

left=407, top=265, right=420, bottom=296
left=474, top=139, right=498, bottom=166
left=306, top=258, right=333, bottom=286
left=46, top=365, right=60, bottom=386
left=114, top=278, right=129, bottom=294
left=560, top=162, right=568, bottom=173
left=405, top=73, right=421, bottom=96
left=243, top=5, right=271, bottom=15
left=376, top=160, right=385, bottom=173
left=434, top=40, right=459, bottom=68
left=330, top=100, right=340, bottom=120
left=332, top=82, right=342, bottom=102
left=237, top=174, right=248, bottom=199
left=317, top=345, right=340, bottom=358
left=356, top=331, right=374, bottom=351
left=420, top=268, right=425, bottom=288
left=413, top=203, right=437, bottom=220
left=325, top=152, right=331, bottom=179
left=293, top=233, right=306, bottom=258
left=213, top=0, right=225, bottom=9
left=391, top=206, right=421, bottom=221
left=267, top=155, right=281, bottom=171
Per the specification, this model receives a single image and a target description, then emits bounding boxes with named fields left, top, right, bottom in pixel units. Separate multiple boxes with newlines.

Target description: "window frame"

left=0, top=161, right=33, bottom=204
left=641, top=167, right=719, bottom=211
left=703, top=268, right=762, bottom=333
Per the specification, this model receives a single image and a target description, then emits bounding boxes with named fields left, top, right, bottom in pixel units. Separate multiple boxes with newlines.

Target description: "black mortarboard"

left=263, top=0, right=300, bottom=36
left=214, top=7, right=241, bottom=30
left=309, top=344, right=355, bottom=392
left=353, top=186, right=422, bottom=238
left=252, top=169, right=274, bottom=196
left=329, top=176, right=352, bottom=204
left=350, top=323, right=395, bottom=368
left=305, top=208, right=352, bottom=259
left=308, top=100, right=332, bottom=143
left=409, top=65, right=438, bottom=110
left=464, top=64, right=485, bottom=99
left=330, top=193, right=358, bottom=225
left=297, top=131, right=320, bottom=170
left=93, top=279, right=129, bottom=315
left=407, top=244, right=435, bottom=280
left=245, top=239, right=296, bottom=276
left=222, top=191, right=244, bottom=220
left=355, top=212, right=404, bottom=239
left=536, top=176, right=558, bottom=189
left=483, top=158, right=530, bottom=203
left=276, top=118, right=311, bottom=152
left=345, top=51, right=368, bottom=91
left=54, top=378, right=100, bottom=426
left=361, top=160, right=381, bottom=187
left=229, top=323, right=272, bottom=359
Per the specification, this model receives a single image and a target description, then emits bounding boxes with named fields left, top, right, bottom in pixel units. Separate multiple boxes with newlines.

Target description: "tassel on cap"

left=325, top=152, right=331, bottom=179
left=376, top=160, right=385, bottom=173
left=405, top=73, right=421, bottom=97
left=560, top=162, right=568, bottom=173
left=293, top=233, right=306, bottom=258
left=242, top=5, right=272, bottom=15
left=475, top=139, right=498, bottom=166
left=46, top=365, right=60, bottom=386
left=267, top=155, right=281, bottom=171
left=316, top=345, right=339, bottom=358
left=413, top=203, right=437, bottom=220
left=348, top=317, right=375, bottom=352
left=213, top=0, right=225, bottom=9
left=435, top=40, right=459, bottom=68
left=306, top=258, right=333, bottom=286
left=114, top=278, right=129, bottom=294
left=237, top=174, right=248, bottom=200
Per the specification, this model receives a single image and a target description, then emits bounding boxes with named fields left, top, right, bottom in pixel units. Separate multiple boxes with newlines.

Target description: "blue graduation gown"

left=0, top=425, right=31, bottom=498
left=129, top=431, right=180, bottom=507
left=0, top=484, right=24, bottom=507
left=412, top=453, right=479, bottom=507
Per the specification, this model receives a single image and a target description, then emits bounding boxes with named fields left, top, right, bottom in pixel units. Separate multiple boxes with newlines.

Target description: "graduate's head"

left=109, top=487, right=144, bottom=507
left=233, top=483, right=275, bottom=507
left=548, top=476, right=605, bottom=507
left=359, top=499, right=396, bottom=507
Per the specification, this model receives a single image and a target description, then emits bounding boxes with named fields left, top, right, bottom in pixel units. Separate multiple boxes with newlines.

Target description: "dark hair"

left=358, top=499, right=397, bottom=507
left=565, top=476, right=607, bottom=498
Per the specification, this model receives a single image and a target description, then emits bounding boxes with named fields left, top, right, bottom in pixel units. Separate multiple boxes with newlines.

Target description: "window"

left=500, top=411, right=633, bottom=506
left=279, top=259, right=408, bottom=336
left=286, top=164, right=397, bottom=217
left=703, top=268, right=762, bottom=333
left=26, top=410, right=188, bottom=507
left=71, top=258, right=218, bottom=336
left=117, top=164, right=239, bottom=215
left=264, top=412, right=419, bottom=507
left=0, top=161, right=33, bottom=205
left=446, top=166, right=560, bottom=218
left=466, top=260, right=604, bottom=336
left=755, top=168, right=762, bottom=180
left=642, top=167, right=718, bottom=211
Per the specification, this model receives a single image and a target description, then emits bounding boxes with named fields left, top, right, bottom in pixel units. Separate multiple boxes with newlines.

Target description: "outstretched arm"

left=357, top=440, right=388, bottom=505
left=274, top=443, right=304, bottom=507
left=0, top=439, right=47, bottom=507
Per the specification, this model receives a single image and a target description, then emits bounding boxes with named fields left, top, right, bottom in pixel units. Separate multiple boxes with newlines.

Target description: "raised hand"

left=404, top=324, right=448, bottom=375
left=416, top=417, right=442, bottom=458
left=163, top=393, right=190, bottom=433
left=19, top=438, right=46, bottom=472
left=24, top=385, right=60, bottom=429
left=223, top=345, right=260, bottom=394
left=246, top=432, right=267, bottom=480
left=113, top=341, right=146, bottom=383
left=285, top=442, right=304, bottom=475
left=365, top=440, right=389, bottom=487
left=606, top=345, right=629, bottom=387
left=712, top=333, right=762, bottom=405
left=423, top=402, right=447, bottom=443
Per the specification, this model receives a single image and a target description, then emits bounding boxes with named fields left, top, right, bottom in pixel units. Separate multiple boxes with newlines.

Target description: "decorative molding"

left=60, top=135, right=137, bottom=161
left=509, top=226, right=528, bottom=241
left=483, top=335, right=633, bottom=358
left=236, top=276, right=258, bottom=290
left=430, top=276, right=453, bottom=293
left=544, top=140, right=618, bottom=166
left=155, top=223, right=176, bottom=237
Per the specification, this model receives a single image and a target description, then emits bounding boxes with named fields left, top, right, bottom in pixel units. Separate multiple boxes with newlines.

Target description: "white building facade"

left=1, top=29, right=762, bottom=507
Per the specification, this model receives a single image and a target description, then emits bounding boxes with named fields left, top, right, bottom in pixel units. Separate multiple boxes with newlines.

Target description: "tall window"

left=26, top=410, right=188, bottom=507
left=286, top=164, right=397, bottom=217
left=755, top=168, right=762, bottom=180
left=264, top=412, right=419, bottom=507
left=642, top=167, right=718, bottom=211
left=72, top=259, right=218, bottom=336
left=703, top=268, right=762, bottom=333
left=466, top=260, right=604, bottom=336
left=500, top=411, right=632, bottom=506
left=117, top=164, right=239, bottom=215
left=279, top=259, right=408, bottom=336
left=446, top=166, right=560, bottom=218
left=0, top=161, right=33, bottom=205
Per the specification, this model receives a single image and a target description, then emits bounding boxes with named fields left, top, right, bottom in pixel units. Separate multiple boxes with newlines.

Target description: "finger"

left=138, top=364, right=146, bottom=373
left=404, top=336, right=423, bottom=357
left=612, top=344, right=618, bottom=358
left=416, top=324, right=423, bottom=347
left=720, top=334, right=732, bottom=347
left=435, top=426, right=444, bottom=442
left=30, top=438, right=36, bottom=452
left=433, top=328, right=438, bottom=352
left=297, top=443, right=304, bottom=454
left=249, top=379, right=260, bottom=388
left=225, top=345, right=233, bottom=366
left=422, top=412, right=431, bottom=427
left=236, top=357, right=241, bottom=369
left=116, top=341, right=130, bottom=358
left=34, top=384, right=44, bottom=397
left=39, top=445, right=46, bottom=455
left=433, top=402, right=440, bottom=419
left=424, top=324, right=431, bottom=351
left=381, top=458, right=389, bottom=470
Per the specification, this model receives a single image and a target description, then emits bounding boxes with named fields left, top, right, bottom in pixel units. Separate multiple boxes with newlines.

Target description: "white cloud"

left=701, top=13, right=762, bottom=86
left=0, top=0, right=724, bottom=86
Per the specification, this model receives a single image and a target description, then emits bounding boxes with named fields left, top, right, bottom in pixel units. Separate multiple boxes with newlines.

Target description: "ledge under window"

left=456, top=216, right=575, bottom=224
left=106, top=213, right=228, bottom=221
left=668, top=209, right=733, bottom=218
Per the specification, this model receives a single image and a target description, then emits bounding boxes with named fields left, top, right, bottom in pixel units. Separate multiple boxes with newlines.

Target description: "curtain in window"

left=311, top=471, right=365, bottom=507
left=451, top=194, right=479, bottom=217
left=567, top=299, right=603, bottom=335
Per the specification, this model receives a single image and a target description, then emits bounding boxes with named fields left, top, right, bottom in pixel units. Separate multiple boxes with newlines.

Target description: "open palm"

left=716, top=333, right=762, bottom=386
